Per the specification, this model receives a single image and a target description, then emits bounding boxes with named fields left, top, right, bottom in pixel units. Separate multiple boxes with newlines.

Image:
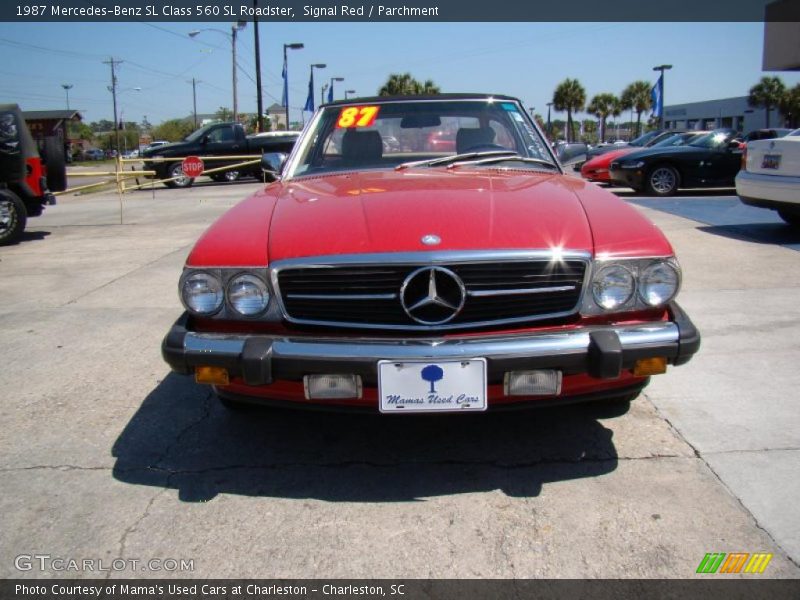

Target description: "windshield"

left=288, top=98, right=554, bottom=178
left=652, top=132, right=699, bottom=148
left=184, top=124, right=215, bottom=143
left=790, top=129, right=800, bottom=137
left=689, top=130, right=736, bottom=149
left=629, top=130, right=661, bottom=147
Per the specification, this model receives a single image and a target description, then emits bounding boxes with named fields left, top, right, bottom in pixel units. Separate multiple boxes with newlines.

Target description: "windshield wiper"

left=447, top=155, right=558, bottom=170
left=395, top=150, right=517, bottom=170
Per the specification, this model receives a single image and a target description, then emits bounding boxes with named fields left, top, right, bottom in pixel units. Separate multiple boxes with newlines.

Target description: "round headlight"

left=181, top=272, right=223, bottom=315
left=227, top=274, right=269, bottom=316
left=639, top=262, right=679, bottom=306
left=592, top=265, right=635, bottom=310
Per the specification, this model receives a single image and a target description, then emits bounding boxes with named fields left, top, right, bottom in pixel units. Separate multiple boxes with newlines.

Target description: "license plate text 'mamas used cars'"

left=162, top=94, right=700, bottom=413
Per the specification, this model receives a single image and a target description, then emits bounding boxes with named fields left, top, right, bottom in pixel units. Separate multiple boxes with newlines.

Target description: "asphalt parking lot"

left=0, top=176, right=798, bottom=579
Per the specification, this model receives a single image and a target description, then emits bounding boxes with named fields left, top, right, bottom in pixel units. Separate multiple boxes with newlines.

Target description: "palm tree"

left=620, top=81, right=653, bottom=138
left=378, top=73, right=440, bottom=96
left=587, top=93, right=619, bottom=143
left=749, top=76, right=786, bottom=128
left=552, top=78, right=586, bottom=142
left=779, top=83, right=800, bottom=129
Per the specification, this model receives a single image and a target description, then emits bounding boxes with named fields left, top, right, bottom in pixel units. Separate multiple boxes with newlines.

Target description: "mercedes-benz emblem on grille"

left=421, top=234, right=441, bottom=246
left=400, top=267, right=466, bottom=325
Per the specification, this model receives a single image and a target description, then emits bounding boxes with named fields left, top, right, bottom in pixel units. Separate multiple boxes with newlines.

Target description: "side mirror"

left=556, top=142, right=588, bottom=168
left=201, top=135, right=210, bottom=145
left=261, top=152, right=287, bottom=178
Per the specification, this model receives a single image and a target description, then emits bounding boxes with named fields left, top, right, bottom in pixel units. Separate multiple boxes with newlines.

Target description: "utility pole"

left=253, top=0, right=264, bottom=131
left=103, top=57, right=123, bottom=155
left=192, top=78, right=199, bottom=129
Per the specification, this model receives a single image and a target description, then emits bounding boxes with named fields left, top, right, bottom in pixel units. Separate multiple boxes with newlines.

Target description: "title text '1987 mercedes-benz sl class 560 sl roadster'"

left=162, top=94, right=699, bottom=413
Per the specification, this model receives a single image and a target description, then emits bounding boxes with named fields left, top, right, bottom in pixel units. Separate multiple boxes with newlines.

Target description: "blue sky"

left=1, top=21, right=798, bottom=125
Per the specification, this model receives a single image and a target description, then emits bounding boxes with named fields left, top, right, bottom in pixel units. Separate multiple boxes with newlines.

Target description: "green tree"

left=779, top=83, right=800, bottom=128
left=152, top=119, right=194, bottom=142
left=378, top=73, right=441, bottom=96
left=552, top=78, right=586, bottom=142
left=620, top=81, right=653, bottom=138
left=215, top=106, right=234, bottom=121
left=749, top=76, right=786, bottom=128
left=587, top=93, right=620, bottom=143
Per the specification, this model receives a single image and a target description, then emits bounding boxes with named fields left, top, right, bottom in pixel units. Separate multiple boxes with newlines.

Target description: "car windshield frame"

left=283, top=97, right=560, bottom=180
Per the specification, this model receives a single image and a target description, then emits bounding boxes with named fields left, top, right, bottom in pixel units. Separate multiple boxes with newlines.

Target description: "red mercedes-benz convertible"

left=162, top=94, right=699, bottom=413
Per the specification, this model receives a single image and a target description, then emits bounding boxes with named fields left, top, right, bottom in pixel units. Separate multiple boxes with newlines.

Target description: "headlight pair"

left=181, top=270, right=270, bottom=317
left=585, top=258, right=681, bottom=314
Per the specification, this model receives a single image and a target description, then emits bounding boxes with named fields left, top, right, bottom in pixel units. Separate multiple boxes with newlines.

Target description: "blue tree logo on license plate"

left=421, top=364, right=444, bottom=393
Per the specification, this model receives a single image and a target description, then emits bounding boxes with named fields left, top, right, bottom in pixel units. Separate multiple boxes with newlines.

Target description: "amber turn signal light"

left=195, top=366, right=230, bottom=385
left=633, top=357, right=667, bottom=377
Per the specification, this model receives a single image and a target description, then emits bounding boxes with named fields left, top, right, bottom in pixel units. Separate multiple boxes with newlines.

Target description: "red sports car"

left=163, top=94, right=699, bottom=413
left=581, top=131, right=706, bottom=183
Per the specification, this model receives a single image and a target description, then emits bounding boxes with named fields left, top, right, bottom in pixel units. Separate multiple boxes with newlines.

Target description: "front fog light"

left=592, top=265, right=635, bottom=310
left=504, top=370, right=562, bottom=396
left=181, top=272, right=223, bottom=315
left=639, top=262, right=679, bottom=306
left=228, top=274, right=269, bottom=316
left=304, top=374, right=362, bottom=400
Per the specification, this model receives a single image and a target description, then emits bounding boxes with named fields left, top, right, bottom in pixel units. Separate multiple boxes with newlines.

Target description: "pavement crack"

left=109, top=488, right=167, bottom=580
left=58, top=244, right=191, bottom=308
left=153, top=390, right=214, bottom=471
left=645, top=392, right=800, bottom=570
left=0, top=465, right=111, bottom=473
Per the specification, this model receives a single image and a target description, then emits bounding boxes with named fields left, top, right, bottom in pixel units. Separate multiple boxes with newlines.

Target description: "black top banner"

left=2, top=0, right=799, bottom=22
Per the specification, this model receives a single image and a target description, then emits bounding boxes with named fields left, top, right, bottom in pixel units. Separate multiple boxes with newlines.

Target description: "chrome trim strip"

left=181, top=321, right=679, bottom=362
left=287, top=293, right=398, bottom=301
left=270, top=250, right=591, bottom=331
left=467, top=285, right=576, bottom=298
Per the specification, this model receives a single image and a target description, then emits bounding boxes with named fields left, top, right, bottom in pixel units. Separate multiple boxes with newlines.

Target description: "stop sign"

left=181, top=156, right=204, bottom=178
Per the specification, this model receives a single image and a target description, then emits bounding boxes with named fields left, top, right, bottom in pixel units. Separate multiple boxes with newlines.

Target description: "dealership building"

left=663, top=97, right=785, bottom=135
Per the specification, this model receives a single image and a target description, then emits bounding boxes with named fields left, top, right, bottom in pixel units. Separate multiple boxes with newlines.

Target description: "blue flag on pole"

left=281, top=58, right=288, bottom=108
left=651, top=74, right=663, bottom=118
left=304, top=70, right=314, bottom=113
left=327, top=81, right=334, bottom=103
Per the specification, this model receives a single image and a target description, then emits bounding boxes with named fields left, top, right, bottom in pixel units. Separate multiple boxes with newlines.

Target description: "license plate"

left=378, top=358, right=487, bottom=413
left=762, top=154, right=781, bottom=169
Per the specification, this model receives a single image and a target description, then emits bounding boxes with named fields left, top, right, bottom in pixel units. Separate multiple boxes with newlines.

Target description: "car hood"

left=187, top=168, right=672, bottom=267
left=141, top=141, right=189, bottom=157
left=266, top=169, right=594, bottom=261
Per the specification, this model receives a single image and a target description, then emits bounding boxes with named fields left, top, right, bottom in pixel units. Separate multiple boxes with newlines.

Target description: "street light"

left=282, top=43, right=303, bottom=130
left=61, top=84, right=73, bottom=110
left=306, top=63, right=326, bottom=113
left=652, top=64, right=672, bottom=130
left=328, top=77, right=344, bottom=102
left=344, top=89, right=356, bottom=100
left=189, top=22, right=247, bottom=123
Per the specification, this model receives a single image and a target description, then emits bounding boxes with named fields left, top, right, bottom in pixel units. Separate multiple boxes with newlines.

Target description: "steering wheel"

left=461, top=143, right=509, bottom=153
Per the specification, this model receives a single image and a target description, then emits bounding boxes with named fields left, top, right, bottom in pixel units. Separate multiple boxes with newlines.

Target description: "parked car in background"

left=585, top=129, right=666, bottom=160
left=82, top=148, right=105, bottom=161
left=609, top=129, right=743, bottom=196
left=736, top=128, right=800, bottom=226
left=0, top=104, right=64, bottom=244
left=161, top=94, right=699, bottom=413
left=744, top=128, right=793, bottom=142
left=581, top=131, right=707, bottom=184
left=141, top=123, right=298, bottom=188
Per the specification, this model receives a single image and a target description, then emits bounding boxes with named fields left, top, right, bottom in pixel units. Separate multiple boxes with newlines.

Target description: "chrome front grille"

left=273, top=252, right=588, bottom=331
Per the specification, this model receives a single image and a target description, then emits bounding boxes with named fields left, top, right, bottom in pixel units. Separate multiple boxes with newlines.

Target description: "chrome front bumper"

left=163, top=303, right=700, bottom=386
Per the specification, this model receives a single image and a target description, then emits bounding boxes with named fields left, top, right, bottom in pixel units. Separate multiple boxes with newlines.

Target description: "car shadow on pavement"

left=111, top=373, right=623, bottom=503
left=697, top=223, right=800, bottom=248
